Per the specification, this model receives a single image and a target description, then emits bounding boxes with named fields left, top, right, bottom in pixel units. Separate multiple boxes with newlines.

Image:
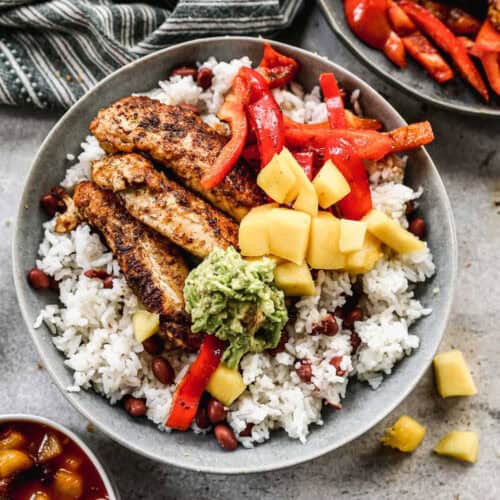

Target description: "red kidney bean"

left=123, top=397, right=147, bottom=417
left=102, top=276, right=113, bottom=289
left=84, top=269, right=109, bottom=280
left=40, top=194, right=60, bottom=217
left=343, top=307, right=363, bottom=330
left=239, top=423, right=254, bottom=437
left=333, top=306, right=344, bottom=319
left=170, top=66, right=198, bottom=79
left=27, top=268, right=51, bottom=289
left=207, top=398, right=227, bottom=424
left=405, top=200, right=416, bottom=216
left=195, top=407, right=210, bottom=430
left=330, top=356, right=346, bottom=376
left=152, top=356, right=175, bottom=385
left=311, top=314, right=338, bottom=336
left=214, top=424, right=238, bottom=451
left=142, top=335, right=164, bottom=355
left=179, top=103, right=200, bottom=114
left=296, top=359, right=312, bottom=383
left=268, top=330, right=289, bottom=356
left=196, top=67, right=213, bottom=89
left=409, top=217, right=426, bottom=239
left=350, top=332, right=362, bottom=353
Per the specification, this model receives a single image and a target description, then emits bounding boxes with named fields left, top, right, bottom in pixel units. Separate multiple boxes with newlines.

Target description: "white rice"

left=35, top=57, right=435, bottom=445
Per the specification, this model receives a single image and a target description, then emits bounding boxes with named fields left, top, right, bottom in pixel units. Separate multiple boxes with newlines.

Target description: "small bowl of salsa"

left=0, top=414, right=119, bottom=500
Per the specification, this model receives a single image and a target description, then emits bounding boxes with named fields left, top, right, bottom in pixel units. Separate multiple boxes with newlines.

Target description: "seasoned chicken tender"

left=73, top=181, right=198, bottom=349
left=91, top=153, right=238, bottom=258
left=89, top=96, right=265, bottom=220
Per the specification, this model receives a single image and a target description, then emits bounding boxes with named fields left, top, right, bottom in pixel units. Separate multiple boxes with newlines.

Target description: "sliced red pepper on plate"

left=292, top=151, right=315, bottom=180
left=319, top=73, right=347, bottom=128
left=325, top=137, right=372, bottom=220
left=166, top=335, right=225, bottom=431
left=402, top=31, right=455, bottom=83
left=257, top=42, right=299, bottom=89
left=480, top=52, right=500, bottom=95
left=388, top=0, right=416, bottom=36
left=399, top=0, right=489, bottom=101
left=384, top=30, right=407, bottom=68
left=385, top=121, right=434, bottom=153
left=201, top=73, right=249, bottom=190
left=470, top=20, right=500, bottom=56
left=285, top=126, right=392, bottom=161
left=457, top=36, right=476, bottom=54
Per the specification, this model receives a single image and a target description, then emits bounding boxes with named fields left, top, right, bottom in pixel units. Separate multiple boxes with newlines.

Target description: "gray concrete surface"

left=1, top=3, right=499, bottom=499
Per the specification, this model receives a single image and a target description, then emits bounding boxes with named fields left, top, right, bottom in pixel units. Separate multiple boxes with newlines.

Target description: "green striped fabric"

left=0, top=0, right=303, bottom=109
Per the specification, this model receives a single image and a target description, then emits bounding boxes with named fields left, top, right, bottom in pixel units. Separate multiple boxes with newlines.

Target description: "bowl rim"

left=317, top=0, right=500, bottom=118
left=0, top=413, right=120, bottom=499
left=12, top=35, right=457, bottom=474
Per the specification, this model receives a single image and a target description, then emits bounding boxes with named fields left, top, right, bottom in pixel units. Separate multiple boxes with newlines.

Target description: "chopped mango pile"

left=241, top=147, right=425, bottom=296
left=433, top=431, right=479, bottom=463
left=433, top=350, right=477, bottom=398
left=381, top=416, right=426, bottom=452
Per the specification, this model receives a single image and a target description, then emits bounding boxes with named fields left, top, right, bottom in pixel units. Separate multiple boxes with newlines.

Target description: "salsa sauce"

left=0, top=421, right=109, bottom=500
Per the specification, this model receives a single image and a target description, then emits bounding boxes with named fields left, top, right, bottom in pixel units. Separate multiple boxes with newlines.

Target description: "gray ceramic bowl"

left=0, top=414, right=120, bottom=499
left=318, top=0, right=500, bottom=117
left=13, top=36, right=457, bottom=473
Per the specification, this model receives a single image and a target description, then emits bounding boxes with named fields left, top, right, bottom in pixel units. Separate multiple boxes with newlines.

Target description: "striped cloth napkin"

left=0, top=0, right=303, bottom=109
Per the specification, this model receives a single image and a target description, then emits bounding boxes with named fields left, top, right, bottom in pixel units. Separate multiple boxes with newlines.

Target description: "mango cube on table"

left=307, top=211, right=345, bottom=270
left=433, top=431, right=479, bottom=463
left=238, top=203, right=277, bottom=257
left=312, top=159, right=351, bottom=208
left=274, top=261, right=316, bottom=296
left=339, top=219, right=367, bottom=253
left=380, top=415, right=426, bottom=452
left=363, top=209, right=425, bottom=254
left=433, top=350, right=477, bottom=398
left=257, top=154, right=297, bottom=204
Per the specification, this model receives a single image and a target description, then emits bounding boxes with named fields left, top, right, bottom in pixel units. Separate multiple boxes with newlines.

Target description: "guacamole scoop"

left=184, top=247, right=288, bottom=369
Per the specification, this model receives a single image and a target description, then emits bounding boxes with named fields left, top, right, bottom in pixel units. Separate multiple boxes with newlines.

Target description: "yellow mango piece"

left=433, top=431, right=479, bottom=463
left=381, top=416, right=426, bottom=452
left=133, top=309, right=160, bottom=343
left=363, top=209, right=425, bottom=254
left=433, top=350, right=477, bottom=398
left=257, top=154, right=297, bottom=203
left=339, top=219, right=367, bottom=253
left=313, top=159, right=351, bottom=208
left=267, top=208, right=311, bottom=264
left=345, top=233, right=383, bottom=274
left=274, top=261, right=316, bottom=296
left=307, top=212, right=345, bottom=270
left=279, top=148, right=318, bottom=216
left=238, top=204, right=277, bottom=257
left=206, top=364, right=246, bottom=406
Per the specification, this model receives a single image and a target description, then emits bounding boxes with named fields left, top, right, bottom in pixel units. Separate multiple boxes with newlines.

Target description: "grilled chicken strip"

left=91, top=153, right=238, bottom=258
left=73, top=181, right=200, bottom=350
left=89, top=96, right=265, bottom=220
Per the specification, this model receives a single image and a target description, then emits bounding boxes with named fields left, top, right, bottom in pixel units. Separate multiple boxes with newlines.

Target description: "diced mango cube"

left=345, top=233, right=383, bottom=274
left=274, top=261, right=316, bottom=296
left=279, top=148, right=318, bottom=216
left=313, top=159, right=351, bottom=208
left=433, top=431, right=479, bottom=463
left=381, top=416, right=426, bottom=452
left=238, top=204, right=277, bottom=257
left=363, top=209, right=425, bottom=254
left=257, top=154, right=297, bottom=203
left=268, top=208, right=311, bottom=264
left=206, top=364, right=246, bottom=406
left=307, top=212, right=345, bottom=270
left=433, top=350, right=477, bottom=398
left=133, top=309, right=160, bottom=343
left=339, top=219, right=367, bottom=253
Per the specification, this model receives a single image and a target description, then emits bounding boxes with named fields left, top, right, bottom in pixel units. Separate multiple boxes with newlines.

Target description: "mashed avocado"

left=184, top=247, right=288, bottom=369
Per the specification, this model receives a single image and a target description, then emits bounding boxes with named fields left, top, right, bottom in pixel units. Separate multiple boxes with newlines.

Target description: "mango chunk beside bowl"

left=381, top=415, right=426, bottom=452
left=433, top=350, right=477, bottom=398
left=433, top=431, right=479, bottom=463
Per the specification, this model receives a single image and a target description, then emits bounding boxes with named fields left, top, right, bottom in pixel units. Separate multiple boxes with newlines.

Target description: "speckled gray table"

left=1, top=4, right=499, bottom=499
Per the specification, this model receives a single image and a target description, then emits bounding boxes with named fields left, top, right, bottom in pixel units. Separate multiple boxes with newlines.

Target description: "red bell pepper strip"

left=165, top=335, right=225, bottom=431
left=292, top=151, right=315, bottom=180
left=285, top=127, right=392, bottom=161
left=385, top=121, right=434, bottom=153
left=399, top=0, right=489, bottom=101
left=458, top=36, right=476, bottom=54
left=325, top=137, right=372, bottom=220
left=480, top=52, right=500, bottom=95
left=344, top=0, right=407, bottom=68
left=470, top=20, right=500, bottom=56
left=402, top=31, right=455, bottom=83
left=319, top=73, right=347, bottom=128
left=201, top=73, right=249, bottom=190
left=388, top=1, right=416, bottom=36
left=257, top=42, right=300, bottom=89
